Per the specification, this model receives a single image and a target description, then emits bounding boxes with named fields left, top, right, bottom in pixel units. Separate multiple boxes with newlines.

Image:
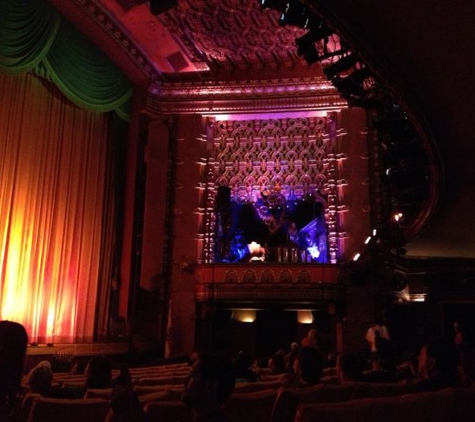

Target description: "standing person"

left=365, top=318, right=391, bottom=359
left=301, top=328, right=319, bottom=349
left=453, top=321, right=472, bottom=385
left=182, top=352, right=236, bottom=422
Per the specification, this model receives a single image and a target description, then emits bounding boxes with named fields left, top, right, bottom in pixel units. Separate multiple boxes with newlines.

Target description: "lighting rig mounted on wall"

left=264, top=0, right=433, bottom=246
left=261, top=0, right=436, bottom=301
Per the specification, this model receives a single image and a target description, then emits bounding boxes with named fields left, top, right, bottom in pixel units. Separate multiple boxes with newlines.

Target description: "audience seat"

left=295, top=388, right=458, bottom=422
left=84, top=388, right=113, bottom=399
left=27, top=397, right=109, bottom=422
left=143, top=401, right=193, bottom=422
left=234, top=379, right=282, bottom=392
left=134, top=384, right=177, bottom=396
left=138, top=388, right=184, bottom=404
left=270, top=383, right=354, bottom=422
left=349, top=381, right=413, bottom=399
left=135, top=376, right=173, bottom=386
left=223, top=389, right=278, bottom=422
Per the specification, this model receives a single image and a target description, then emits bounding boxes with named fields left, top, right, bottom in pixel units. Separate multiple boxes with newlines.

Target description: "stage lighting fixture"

left=302, top=45, right=320, bottom=64
left=261, top=0, right=288, bottom=10
left=295, top=24, right=334, bottom=57
left=323, top=54, right=359, bottom=80
left=347, top=95, right=382, bottom=109
left=332, top=68, right=372, bottom=97
left=279, top=1, right=317, bottom=28
left=150, top=0, right=177, bottom=15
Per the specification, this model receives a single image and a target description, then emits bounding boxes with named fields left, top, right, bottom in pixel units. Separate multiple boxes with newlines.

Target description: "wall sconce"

left=297, top=310, right=314, bottom=324
left=232, top=309, right=257, bottom=323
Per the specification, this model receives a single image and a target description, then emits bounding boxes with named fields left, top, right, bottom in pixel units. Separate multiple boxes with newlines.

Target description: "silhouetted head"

left=0, top=320, right=28, bottom=404
left=84, top=355, right=112, bottom=389
left=182, top=353, right=235, bottom=409
left=294, top=347, right=325, bottom=384
left=418, top=337, right=458, bottom=378
left=337, top=351, right=366, bottom=382
left=27, top=361, right=53, bottom=394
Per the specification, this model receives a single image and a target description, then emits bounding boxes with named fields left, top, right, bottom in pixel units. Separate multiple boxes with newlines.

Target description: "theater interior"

left=2, top=0, right=475, bottom=369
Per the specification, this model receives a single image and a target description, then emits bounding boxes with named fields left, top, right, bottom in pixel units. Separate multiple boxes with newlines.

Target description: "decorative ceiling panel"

left=158, top=0, right=306, bottom=72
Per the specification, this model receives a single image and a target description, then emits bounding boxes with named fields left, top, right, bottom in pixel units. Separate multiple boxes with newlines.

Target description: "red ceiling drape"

left=0, top=72, right=117, bottom=343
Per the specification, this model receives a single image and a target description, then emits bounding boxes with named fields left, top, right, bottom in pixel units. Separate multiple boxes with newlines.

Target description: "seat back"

left=295, top=388, right=457, bottom=422
left=223, top=389, right=278, bottom=422
left=234, top=379, right=281, bottom=393
left=270, top=383, right=354, bottom=422
left=84, top=388, right=113, bottom=399
left=27, top=397, right=109, bottom=422
left=143, top=401, right=193, bottom=422
left=350, top=381, right=412, bottom=399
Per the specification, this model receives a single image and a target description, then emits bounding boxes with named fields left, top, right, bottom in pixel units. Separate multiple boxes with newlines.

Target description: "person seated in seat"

left=268, top=353, right=286, bottom=376
left=233, top=351, right=258, bottom=383
left=25, top=361, right=58, bottom=396
left=281, top=347, right=325, bottom=389
left=362, top=338, right=406, bottom=383
left=412, top=336, right=460, bottom=392
left=63, top=355, right=112, bottom=398
left=336, top=350, right=366, bottom=383
left=182, top=352, right=236, bottom=422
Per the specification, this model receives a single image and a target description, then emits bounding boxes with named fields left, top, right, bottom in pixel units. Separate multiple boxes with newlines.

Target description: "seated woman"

left=25, top=361, right=57, bottom=396
left=63, top=355, right=112, bottom=398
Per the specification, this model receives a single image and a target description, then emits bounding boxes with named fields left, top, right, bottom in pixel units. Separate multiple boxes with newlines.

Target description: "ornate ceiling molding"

left=72, top=0, right=160, bottom=81
left=146, top=77, right=348, bottom=114
left=158, top=0, right=307, bottom=72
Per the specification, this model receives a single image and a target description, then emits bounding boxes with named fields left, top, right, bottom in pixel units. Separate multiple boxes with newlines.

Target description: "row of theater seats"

left=21, top=361, right=475, bottom=422
left=22, top=383, right=475, bottom=422
left=294, top=387, right=475, bottom=422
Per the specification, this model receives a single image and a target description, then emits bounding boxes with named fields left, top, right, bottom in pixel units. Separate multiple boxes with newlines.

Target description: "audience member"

left=412, top=336, right=459, bottom=392
left=453, top=321, right=472, bottom=385
left=365, top=317, right=391, bottom=359
left=281, top=346, right=325, bottom=388
left=284, top=342, right=299, bottom=373
left=106, top=365, right=145, bottom=422
left=85, top=355, right=112, bottom=389
left=268, top=353, right=286, bottom=375
left=233, top=351, right=258, bottom=382
left=25, top=361, right=54, bottom=396
left=0, top=320, right=28, bottom=421
left=182, top=352, right=236, bottom=422
left=301, top=328, right=319, bottom=349
left=63, top=354, right=112, bottom=398
left=336, top=350, right=366, bottom=383
left=362, top=338, right=406, bottom=383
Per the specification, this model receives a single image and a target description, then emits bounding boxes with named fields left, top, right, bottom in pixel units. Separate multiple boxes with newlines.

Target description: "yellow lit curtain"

left=0, top=72, right=117, bottom=343
left=0, top=0, right=131, bottom=343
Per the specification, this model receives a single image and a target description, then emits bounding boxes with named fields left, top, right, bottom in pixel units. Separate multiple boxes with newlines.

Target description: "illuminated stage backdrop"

left=0, top=72, right=115, bottom=343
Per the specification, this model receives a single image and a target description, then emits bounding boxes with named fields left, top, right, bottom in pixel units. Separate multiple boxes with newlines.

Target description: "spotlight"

left=301, top=45, right=320, bottom=64
left=323, top=54, right=359, bottom=79
left=261, top=0, right=288, bottom=10
left=332, top=67, right=372, bottom=98
left=150, top=0, right=177, bottom=15
left=279, top=0, right=318, bottom=28
left=295, top=24, right=335, bottom=60
left=347, top=95, right=382, bottom=109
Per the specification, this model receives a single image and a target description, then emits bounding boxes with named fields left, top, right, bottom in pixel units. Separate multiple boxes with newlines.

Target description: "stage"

left=25, top=341, right=131, bottom=373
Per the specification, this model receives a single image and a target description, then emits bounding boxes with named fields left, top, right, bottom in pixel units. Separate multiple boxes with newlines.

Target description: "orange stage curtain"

left=0, top=72, right=117, bottom=343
